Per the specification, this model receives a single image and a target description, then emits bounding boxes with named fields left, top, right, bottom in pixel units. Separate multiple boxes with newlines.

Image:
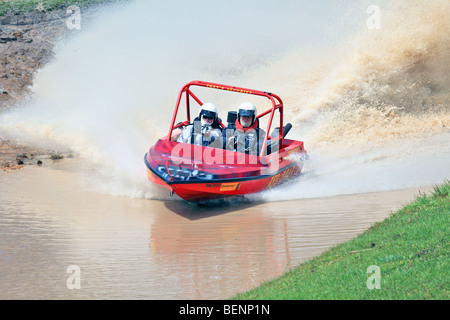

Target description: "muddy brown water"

left=0, top=160, right=432, bottom=299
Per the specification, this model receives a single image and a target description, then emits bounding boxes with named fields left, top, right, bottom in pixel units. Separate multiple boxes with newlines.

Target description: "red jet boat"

left=144, top=80, right=308, bottom=202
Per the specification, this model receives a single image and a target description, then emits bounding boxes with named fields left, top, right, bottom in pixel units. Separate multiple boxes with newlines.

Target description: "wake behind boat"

left=144, top=81, right=308, bottom=202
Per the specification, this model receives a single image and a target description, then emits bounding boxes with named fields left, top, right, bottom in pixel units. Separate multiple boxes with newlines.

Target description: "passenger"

left=177, top=103, right=222, bottom=148
left=225, top=102, right=266, bottom=155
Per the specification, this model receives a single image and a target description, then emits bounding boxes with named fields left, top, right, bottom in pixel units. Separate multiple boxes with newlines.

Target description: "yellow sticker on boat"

left=220, top=182, right=241, bottom=191
left=147, top=168, right=153, bottom=179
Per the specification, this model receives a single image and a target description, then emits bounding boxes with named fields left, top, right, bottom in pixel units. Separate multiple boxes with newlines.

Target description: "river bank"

left=0, top=1, right=120, bottom=170
left=232, top=181, right=449, bottom=299
left=0, top=7, right=66, bottom=169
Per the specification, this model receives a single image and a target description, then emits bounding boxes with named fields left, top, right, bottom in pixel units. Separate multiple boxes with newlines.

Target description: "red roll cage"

left=167, top=80, right=284, bottom=157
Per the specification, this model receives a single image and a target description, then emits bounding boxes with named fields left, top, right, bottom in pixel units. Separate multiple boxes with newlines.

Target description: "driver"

left=225, top=102, right=265, bottom=155
left=177, top=103, right=222, bottom=148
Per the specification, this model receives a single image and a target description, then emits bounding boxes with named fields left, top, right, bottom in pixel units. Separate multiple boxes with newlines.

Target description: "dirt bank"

left=0, top=9, right=71, bottom=107
left=0, top=8, right=81, bottom=170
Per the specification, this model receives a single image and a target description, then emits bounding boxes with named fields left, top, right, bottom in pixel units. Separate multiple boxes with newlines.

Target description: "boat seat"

left=266, top=123, right=292, bottom=154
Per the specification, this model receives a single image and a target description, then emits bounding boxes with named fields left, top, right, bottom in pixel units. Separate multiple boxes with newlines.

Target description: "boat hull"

left=145, top=139, right=307, bottom=202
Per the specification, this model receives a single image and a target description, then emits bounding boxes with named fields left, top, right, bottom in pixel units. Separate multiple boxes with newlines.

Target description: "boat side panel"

left=168, top=160, right=304, bottom=202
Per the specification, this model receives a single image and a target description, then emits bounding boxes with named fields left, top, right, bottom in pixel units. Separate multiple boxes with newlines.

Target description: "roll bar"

left=167, top=80, right=284, bottom=157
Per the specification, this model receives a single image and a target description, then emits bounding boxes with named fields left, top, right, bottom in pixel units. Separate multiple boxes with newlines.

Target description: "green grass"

left=0, top=0, right=121, bottom=15
left=233, top=181, right=450, bottom=300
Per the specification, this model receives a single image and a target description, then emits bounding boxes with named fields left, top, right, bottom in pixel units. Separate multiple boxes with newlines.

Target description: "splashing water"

left=258, top=0, right=450, bottom=200
left=0, top=0, right=449, bottom=200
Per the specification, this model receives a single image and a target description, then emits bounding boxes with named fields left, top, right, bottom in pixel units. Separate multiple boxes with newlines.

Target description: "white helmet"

left=238, top=102, right=257, bottom=127
left=199, top=102, right=218, bottom=127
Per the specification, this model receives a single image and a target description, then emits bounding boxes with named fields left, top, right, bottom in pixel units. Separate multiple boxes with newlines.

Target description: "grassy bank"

left=0, top=0, right=121, bottom=15
left=233, top=182, right=449, bottom=299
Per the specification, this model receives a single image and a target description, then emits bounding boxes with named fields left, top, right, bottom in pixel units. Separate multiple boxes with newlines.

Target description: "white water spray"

left=0, top=0, right=449, bottom=200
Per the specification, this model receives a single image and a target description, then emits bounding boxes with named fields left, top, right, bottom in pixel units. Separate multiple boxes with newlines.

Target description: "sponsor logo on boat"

left=219, top=182, right=241, bottom=191
left=206, top=183, right=221, bottom=188
left=206, top=84, right=252, bottom=94
left=266, top=166, right=301, bottom=189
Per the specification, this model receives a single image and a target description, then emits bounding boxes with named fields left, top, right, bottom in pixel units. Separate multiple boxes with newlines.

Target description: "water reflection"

left=162, top=197, right=264, bottom=220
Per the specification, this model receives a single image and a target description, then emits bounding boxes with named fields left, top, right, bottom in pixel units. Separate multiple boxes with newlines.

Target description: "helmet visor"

left=200, top=110, right=216, bottom=119
left=238, top=109, right=255, bottom=117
